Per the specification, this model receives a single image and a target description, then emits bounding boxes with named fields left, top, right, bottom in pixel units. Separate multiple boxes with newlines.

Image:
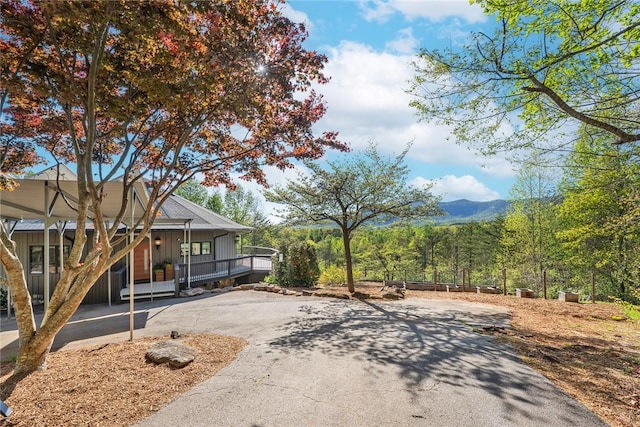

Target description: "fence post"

left=433, top=268, right=437, bottom=291
left=543, top=270, right=547, bottom=299
left=462, top=268, right=466, bottom=292
left=502, top=268, right=507, bottom=295
left=591, top=271, right=596, bottom=304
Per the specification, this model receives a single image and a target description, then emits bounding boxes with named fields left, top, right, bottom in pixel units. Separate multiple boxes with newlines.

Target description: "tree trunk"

left=341, top=228, right=354, bottom=293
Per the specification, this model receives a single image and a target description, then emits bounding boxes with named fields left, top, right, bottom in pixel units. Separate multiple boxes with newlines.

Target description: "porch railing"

left=175, top=254, right=272, bottom=287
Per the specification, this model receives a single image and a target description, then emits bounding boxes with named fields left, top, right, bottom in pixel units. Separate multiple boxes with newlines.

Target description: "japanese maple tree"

left=0, top=0, right=346, bottom=374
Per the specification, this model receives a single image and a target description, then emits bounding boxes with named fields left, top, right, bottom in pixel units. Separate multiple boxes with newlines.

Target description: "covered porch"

left=117, top=254, right=272, bottom=301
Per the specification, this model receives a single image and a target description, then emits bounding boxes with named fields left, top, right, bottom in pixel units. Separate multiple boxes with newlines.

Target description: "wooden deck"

left=119, top=255, right=272, bottom=301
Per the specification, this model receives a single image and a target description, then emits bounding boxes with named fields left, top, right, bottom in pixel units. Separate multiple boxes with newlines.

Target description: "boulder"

left=146, top=340, right=196, bottom=368
left=180, top=287, right=204, bottom=297
left=382, top=290, right=404, bottom=300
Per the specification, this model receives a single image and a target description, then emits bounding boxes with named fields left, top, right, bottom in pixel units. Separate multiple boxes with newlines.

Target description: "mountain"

left=431, top=199, right=509, bottom=224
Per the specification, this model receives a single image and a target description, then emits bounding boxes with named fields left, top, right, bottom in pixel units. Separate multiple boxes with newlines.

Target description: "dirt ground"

left=1, top=284, right=639, bottom=426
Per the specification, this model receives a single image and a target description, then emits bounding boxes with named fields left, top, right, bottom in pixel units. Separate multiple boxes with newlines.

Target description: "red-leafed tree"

left=0, top=0, right=346, bottom=374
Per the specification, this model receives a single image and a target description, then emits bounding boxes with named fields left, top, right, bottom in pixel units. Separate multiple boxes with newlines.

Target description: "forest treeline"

left=246, top=135, right=640, bottom=304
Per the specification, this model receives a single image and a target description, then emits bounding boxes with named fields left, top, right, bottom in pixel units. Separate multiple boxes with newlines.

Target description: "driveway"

left=1, top=291, right=606, bottom=426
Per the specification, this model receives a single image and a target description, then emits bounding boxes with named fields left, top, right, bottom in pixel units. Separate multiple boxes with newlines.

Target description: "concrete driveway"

left=1, top=291, right=606, bottom=426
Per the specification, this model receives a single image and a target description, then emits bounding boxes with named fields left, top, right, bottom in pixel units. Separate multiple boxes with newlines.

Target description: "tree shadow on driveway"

left=269, top=298, right=602, bottom=426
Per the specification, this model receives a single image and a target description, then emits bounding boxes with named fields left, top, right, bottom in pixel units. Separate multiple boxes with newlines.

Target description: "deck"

left=119, top=255, right=271, bottom=301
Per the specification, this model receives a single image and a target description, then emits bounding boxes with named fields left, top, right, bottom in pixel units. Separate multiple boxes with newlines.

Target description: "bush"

left=318, top=265, right=347, bottom=286
left=287, top=241, right=320, bottom=287
left=318, top=265, right=363, bottom=287
left=271, top=241, right=319, bottom=287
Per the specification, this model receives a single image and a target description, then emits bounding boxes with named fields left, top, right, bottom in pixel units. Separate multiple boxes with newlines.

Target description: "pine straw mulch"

left=0, top=334, right=247, bottom=427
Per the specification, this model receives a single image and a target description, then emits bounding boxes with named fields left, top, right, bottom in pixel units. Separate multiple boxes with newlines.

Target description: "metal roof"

left=1, top=167, right=251, bottom=232
left=156, top=195, right=252, bottom=232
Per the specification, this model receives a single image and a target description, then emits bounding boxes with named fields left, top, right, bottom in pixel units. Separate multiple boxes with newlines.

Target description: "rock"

left=180, top=287, right=204, bottom=297
left=352, top=291, right=370, bottom=299
left=382, top=291, right=404, bottom=300
left=301, top=290, right=314, bottom=296
left=146, top=340, right=196, bottom=368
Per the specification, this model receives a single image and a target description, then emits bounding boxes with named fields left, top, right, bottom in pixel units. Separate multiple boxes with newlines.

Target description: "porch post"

left=187, top=220, right=192, bottom=289
left=128, top=188, right=135, bottom=342
left=149, top=232, right=153, bottom=301
left=43, top=182, right=50, bottom=311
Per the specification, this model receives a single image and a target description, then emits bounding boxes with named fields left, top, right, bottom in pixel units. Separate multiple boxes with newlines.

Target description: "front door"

left=133, top=238, right=151, bottom=282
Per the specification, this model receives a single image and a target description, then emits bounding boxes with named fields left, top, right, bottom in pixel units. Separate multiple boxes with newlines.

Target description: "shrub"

left=318, top=265, right=346, bottom=286
left=271, top=241, right=319, bottom=287
left=286, top=241, right=320, bottom=287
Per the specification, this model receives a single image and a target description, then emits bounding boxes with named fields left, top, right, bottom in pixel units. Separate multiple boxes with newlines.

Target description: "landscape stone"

left=146, top=340, right=196, bottom=368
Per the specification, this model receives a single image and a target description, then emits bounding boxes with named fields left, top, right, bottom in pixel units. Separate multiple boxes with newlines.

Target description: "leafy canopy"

left=265, top=142, right=440, bottom=292
left=0, top=0, right=346, bottom=374
left=409, top=0, right=640, bottom=155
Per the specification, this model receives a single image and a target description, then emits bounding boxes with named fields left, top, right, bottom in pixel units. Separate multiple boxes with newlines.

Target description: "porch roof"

left=0, top=177, right=149, bottom=223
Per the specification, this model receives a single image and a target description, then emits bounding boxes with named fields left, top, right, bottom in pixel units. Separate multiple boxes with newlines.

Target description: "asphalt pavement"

left=1, top=290, right=607, bottom=427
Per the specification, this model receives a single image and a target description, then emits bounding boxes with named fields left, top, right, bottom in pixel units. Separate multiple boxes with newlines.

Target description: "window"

left=201, top=241, right=211, bottom=255
left=180, top=243, right=189, bottom=258
left=29, top=246, right=44, bottom=275
left=49, top=245, right=70, bottom=274
left=191, top=242, right=201, bottom=256
left=29, top=245, right=70, bottom=274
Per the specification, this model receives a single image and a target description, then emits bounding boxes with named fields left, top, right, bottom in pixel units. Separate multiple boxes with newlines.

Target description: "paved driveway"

left=1, top=291, right=606, bottom=426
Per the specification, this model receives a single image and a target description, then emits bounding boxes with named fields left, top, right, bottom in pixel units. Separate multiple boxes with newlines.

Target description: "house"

left=0, top=166, right=272, bottom=308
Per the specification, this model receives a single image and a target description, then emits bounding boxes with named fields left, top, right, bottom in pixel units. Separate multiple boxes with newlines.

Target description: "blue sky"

left=246, top=0, right=517, bottom=219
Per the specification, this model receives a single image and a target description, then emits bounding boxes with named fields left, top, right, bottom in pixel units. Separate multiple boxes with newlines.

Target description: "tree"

left=557, top=129, right=640, bottom=300
left=175, top=179, right=209, bottom=207
left=205, top=192, right=223, bottom=214
left=175, top=179, right=223, bottom=214
left=265, top=143, right=441, bottom=292
left=499, top=155, right=560, bottom=292
left=409, top=1, right=640, bottom=155
left=222, top=184, right=271, bottom=248
left=0, top=1, right=346, bottom=374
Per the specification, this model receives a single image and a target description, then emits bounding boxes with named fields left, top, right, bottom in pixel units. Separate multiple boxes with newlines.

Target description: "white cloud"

left=360, top=0, right=487, bottom=24
left=412, top=175, right=501, bottom=201
left=278, top=2, right=313, bottom=31
left=385, top=27, right=419, bottom=54
left=312, top=40, right=514, bottom=178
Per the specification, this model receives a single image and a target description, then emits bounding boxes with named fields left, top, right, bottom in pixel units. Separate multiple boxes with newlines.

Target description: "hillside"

left=432, top=199, right=509, bottom=223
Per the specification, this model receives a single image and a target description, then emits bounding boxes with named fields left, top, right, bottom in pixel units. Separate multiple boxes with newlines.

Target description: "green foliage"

left=410, top=1, right=640, bottom=154
left=175, top=179, right=209, bottom=207
left=287, top=242, right=320, bottom=287
left=557, top=129, right=640, bottom=300
left=223, top=185, right=272, bottom=248
left=318, top=265, right=363, bottom=287
left=265, top=142, right=441, bottom=291
left=271, top=241, right=319, bottom=288
left=205, top=192, right=223, bottom=214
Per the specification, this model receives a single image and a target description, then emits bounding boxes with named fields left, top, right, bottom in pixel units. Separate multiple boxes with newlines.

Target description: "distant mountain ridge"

left=432, top=199, right=509, bottom=223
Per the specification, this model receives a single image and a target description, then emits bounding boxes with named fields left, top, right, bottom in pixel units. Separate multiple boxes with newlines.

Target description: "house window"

left=201, top=241, right=211, bottom=255
left=29, top=246, right=44, bottom=275
left=49, top=245, right=70, bottom=274
left=191, top=242, right=201, bottom=256
left=29, top=245, right=70, bottom=274
left=180, top=243, right=189, bottom=258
